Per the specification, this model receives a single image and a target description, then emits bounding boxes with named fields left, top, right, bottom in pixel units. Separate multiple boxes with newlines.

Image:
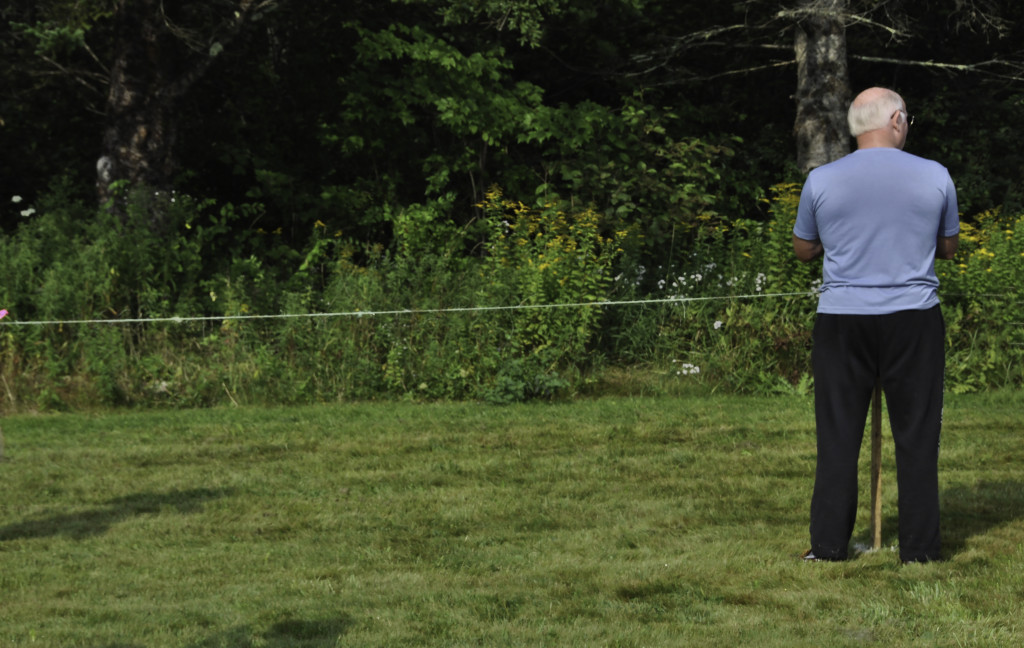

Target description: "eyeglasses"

left=892, top=109, right=915, bottom=126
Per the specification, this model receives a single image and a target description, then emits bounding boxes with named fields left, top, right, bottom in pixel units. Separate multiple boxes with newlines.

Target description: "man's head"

left=848, top=87, right=910, bottom=149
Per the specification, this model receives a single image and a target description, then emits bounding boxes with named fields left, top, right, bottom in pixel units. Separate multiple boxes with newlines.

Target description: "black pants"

left=810, top=305, right=945, bottom=562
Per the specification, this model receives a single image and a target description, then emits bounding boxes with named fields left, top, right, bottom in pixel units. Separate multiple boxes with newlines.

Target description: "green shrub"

left=474, top=187, right=627, bottom=399
left=0, top=181, right=1019, bottom=411
left=938, top=209, right=1024, bottom=392
left=596, top=183, right=1022, bottom=396
left=599, top=183, right=818, bottom=395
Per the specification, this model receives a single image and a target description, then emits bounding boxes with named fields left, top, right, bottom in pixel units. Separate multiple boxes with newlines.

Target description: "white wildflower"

left=676, top=363, right=700, bottom=376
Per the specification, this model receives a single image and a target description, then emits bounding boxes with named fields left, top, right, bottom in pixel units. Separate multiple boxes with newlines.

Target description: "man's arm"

left=793, top=234, right=823, bottom=262
left=936, top=234, right=959, bottom=260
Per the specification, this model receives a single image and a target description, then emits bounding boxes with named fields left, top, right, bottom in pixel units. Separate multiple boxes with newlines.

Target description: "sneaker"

left=801, top=549, right=843, bottom=562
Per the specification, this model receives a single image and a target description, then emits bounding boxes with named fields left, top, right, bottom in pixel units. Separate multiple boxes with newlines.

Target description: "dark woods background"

left=3, top=1, right=1022, bottom=244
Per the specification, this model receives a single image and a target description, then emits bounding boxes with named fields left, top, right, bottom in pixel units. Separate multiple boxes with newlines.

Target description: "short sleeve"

left=793, top=176, right=819, bottom=241
left=940, top=175, right=960, bottom=237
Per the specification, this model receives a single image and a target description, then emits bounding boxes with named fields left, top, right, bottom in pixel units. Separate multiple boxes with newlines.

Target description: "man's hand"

left=793, top=234, right=824, bottom=262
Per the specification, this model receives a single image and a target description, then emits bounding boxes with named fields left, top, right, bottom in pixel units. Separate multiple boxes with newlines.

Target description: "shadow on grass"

left=0, top=488, right=231, bottom=541
left=860, top=479, right=1024, bottom=558
left=189, top=617, right=354, bottom=648
left=943, top=479, right=1024, bottom=556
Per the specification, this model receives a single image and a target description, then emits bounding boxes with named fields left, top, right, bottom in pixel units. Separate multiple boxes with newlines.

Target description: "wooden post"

left=870, top=382, right=883, bottom=550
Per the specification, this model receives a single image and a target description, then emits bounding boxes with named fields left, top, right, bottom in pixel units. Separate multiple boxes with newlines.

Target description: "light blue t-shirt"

left=794, top=148, right=960, bottom=315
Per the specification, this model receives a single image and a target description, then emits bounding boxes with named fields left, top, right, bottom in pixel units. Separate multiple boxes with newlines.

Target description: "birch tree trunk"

left=99, top=0, right=176, bottom=213
left=793, top=0, right=851, bottom=173
left=98, top=0, right=275, bottom=226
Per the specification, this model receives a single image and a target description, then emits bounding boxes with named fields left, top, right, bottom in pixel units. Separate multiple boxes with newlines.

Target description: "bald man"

left=793, top=87, right=960, bottom=564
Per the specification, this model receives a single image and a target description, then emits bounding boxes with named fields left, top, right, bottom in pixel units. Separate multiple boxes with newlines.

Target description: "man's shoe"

left=801, top=549, right=843, bottom=562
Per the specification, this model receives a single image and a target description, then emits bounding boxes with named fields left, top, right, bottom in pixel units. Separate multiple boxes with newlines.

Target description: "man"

left=793, top=87, right=960, bottom=564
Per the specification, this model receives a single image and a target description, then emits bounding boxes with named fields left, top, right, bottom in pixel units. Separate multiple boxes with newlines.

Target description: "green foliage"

left=0, top=181, right=281, bottom=409
left=533, top=98, right=762, bottom=270
left=320, top=11, right=762, bottom=275
left=475, top=187, right=627, bottom=401
left=0, top=0, right=1020, bottom=411
left=754, top=183, right=824, bottom=295
left=5, top=0, right=1024, bottom=255
left=599, top=184, right=1023, bottom=397
left=9, top=0, right=115, bottom=56
left=600, top=182, right=818, bottom=394
left=937, top=209, right=1024, bottom=393
left=11, top=22, right=88, bottom=56
left=0, top=183, right=1019, bottom=411
left=332, top=18, right=548, bottom=207
left=410, top=0, right=645, bottom=47
left=314, top=188, right=628, bottom=404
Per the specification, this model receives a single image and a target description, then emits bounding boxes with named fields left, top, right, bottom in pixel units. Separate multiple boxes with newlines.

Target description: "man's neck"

left=856, top=131, right=903, bottom=150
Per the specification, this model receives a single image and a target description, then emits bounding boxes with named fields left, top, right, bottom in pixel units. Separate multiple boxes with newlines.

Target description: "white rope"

left=0, top=291, right=815, bottom=327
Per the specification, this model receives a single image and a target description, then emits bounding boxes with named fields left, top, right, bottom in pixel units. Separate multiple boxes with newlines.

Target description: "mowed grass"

left=1, top=391, right=1023, bottom=647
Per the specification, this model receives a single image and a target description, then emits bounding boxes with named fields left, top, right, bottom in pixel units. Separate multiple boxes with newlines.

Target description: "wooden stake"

left=870, top=382, right=883, bottom=550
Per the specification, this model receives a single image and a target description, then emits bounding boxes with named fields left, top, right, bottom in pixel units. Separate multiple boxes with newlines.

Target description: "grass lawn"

left=1, top=390, right=1022, bottom=647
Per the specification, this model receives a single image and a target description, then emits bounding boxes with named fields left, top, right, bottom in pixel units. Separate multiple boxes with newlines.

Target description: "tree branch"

left=637, top=48, right=1024, bottom=86
left=36, top=55, right=108, bottom=95
left=846, top=14, right=909, bottom=41
left=80, top=39, right=111, bottom=78
left=850, top=54, right=1024, bottom=82
left=163, top=0, right=280, bottom=100
left=641, top=59, right=798, bottom=86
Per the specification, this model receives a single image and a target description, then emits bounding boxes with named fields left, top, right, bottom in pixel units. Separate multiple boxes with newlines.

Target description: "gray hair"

left=847, top=89, right=904, bottom=137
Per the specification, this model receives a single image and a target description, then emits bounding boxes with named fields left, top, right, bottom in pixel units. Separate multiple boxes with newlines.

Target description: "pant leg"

left=879, top=306, right=945, bottom=562
left=810, top=314, right=877, bottom=559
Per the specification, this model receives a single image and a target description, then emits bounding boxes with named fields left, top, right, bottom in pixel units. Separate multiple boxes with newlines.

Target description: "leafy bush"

left=938, top=209, right=1024, bottom=392
left=0, top=182, right=1019, bottom=411
left=597, top=183, right=1023, bottom=396
left=473, top=187, right=627, bottom=401
left=599, top=183, right=818, bottom=394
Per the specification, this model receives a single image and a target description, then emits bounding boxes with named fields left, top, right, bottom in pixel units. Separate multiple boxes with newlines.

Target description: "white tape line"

left=0, top=292, right=815, bottom=327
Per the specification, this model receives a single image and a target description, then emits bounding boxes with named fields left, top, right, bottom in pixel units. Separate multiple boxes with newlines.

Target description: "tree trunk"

left=97, top=0, right=270, bottom=226
left=793, top=0, right=851, bottom=174
left=99, top=0, right=178, bottom=214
